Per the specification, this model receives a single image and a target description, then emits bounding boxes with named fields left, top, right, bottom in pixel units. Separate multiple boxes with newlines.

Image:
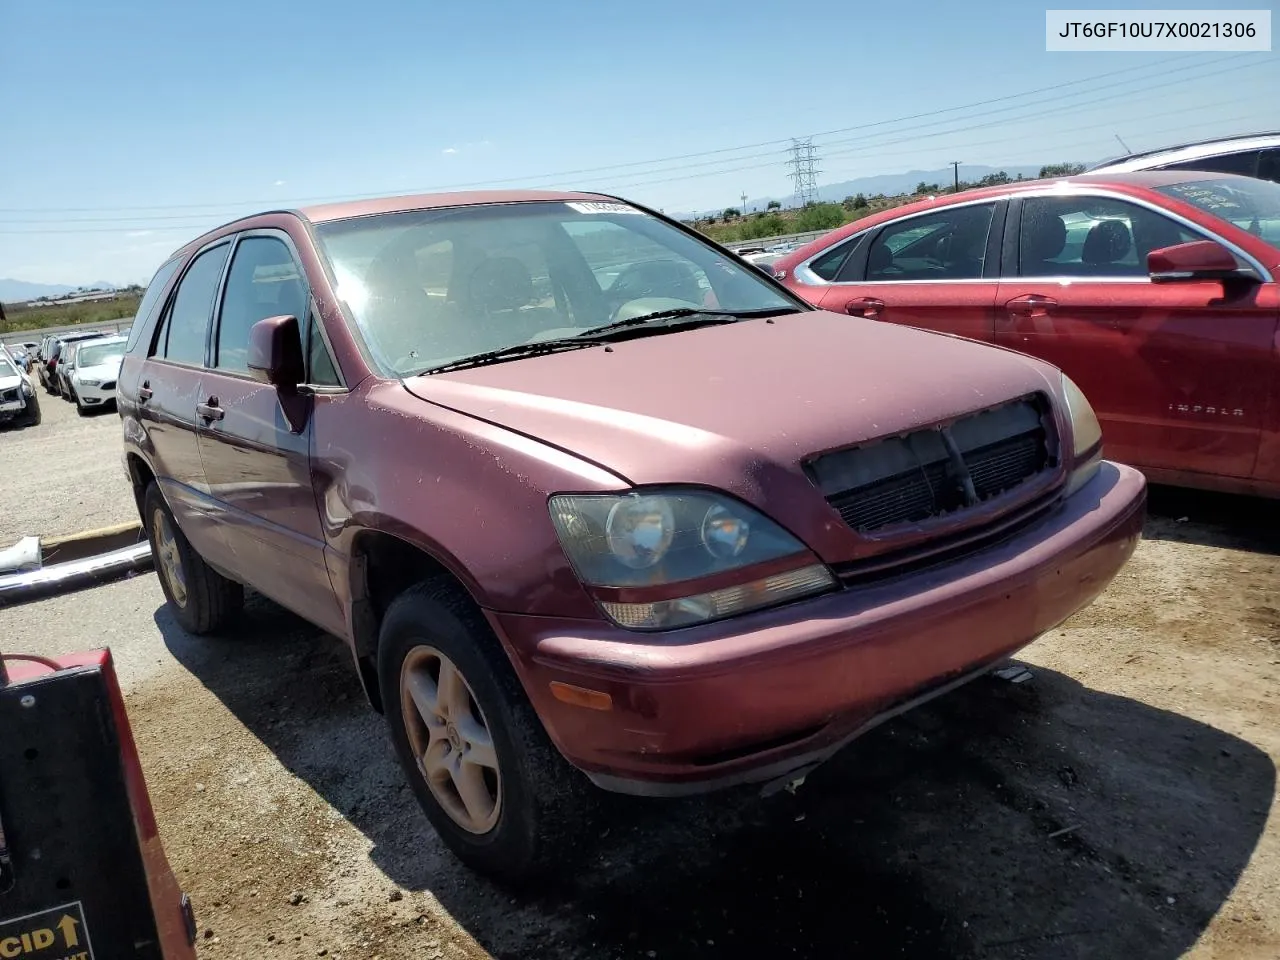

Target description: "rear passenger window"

left=126, top=258, right=182, bottom=354
left=216, top=237, right=309, bottom=373
left=1258, top=148, right=1280, bottom=185
left=1165, top=151, right=1259, bottom=177
left=155, top=243, right=230, bottom=365
left=1019, top=196, right=1203, bottom=278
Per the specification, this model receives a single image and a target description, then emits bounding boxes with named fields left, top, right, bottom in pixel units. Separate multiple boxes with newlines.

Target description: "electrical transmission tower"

left=787, top=138, right=821, bottom=207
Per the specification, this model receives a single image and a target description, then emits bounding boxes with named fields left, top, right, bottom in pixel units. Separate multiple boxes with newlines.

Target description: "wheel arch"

left=345, top=526, right=499, bottom=714
left=124, top=453, right=158, bottom=523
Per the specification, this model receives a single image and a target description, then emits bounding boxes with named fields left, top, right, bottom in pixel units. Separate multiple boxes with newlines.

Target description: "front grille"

left=101, top=381, right=116, bottom=391
left=809, top=395, right=1057, bottom=535
left=0, top=388, right=18, bottom=403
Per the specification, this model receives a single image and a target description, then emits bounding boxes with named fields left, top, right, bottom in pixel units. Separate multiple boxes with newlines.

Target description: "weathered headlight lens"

left=549, top=488, right=835, bottom=629
left=604, top=496, right=675, bottom=570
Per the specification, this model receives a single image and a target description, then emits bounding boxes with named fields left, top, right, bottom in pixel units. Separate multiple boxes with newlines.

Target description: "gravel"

left=0, top=377, right=136, bottom=545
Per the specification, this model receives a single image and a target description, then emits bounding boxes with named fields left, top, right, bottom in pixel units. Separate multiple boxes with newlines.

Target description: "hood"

left=0, top=374, right=21, bottom=390
left=74, top=361, right=121, bottom=379
left=403, top=310, right=1063, bottom=491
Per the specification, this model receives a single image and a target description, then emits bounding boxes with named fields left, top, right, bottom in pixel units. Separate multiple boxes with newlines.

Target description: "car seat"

left=1081, top=219, right=1135, bottom=276
left=1020, top=210, right=1068, bottom=276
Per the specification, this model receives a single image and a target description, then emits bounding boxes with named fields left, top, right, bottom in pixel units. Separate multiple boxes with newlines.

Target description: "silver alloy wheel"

left=400, top=645, right=502, bottom=834
left=151, top=510, right=187, bottom=607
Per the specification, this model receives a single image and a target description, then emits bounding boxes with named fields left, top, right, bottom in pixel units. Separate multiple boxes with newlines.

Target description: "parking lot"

left=0, top=378, right=136, bottom=544
left=0, top=387, right=1275, bottom=959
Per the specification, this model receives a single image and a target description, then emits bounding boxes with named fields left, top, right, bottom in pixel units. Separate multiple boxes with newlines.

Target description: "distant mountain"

left=676, top=163, right=1087, bottom=219
left=0, top=279, right=119, bottom=303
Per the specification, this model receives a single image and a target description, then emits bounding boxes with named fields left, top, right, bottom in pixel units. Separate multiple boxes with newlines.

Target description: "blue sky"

left=0, top=0, right=1275, bottom=286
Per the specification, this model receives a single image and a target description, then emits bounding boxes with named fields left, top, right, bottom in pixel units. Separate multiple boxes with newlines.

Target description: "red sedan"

left=772, top=172, right=1280, bottom=498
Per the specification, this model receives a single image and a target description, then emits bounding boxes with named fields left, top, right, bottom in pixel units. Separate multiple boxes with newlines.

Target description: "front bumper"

left=72, top=380, right=117, bottom=405
left=489, top=461, right=1146, bottom=796
left=0, top=393, right=28, bottom=422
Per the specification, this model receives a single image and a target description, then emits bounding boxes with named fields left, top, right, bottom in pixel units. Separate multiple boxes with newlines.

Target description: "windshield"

left=1156, top=175, right=1280, bottom=247
left=314, top=199, right=798, bottom=376
left=76, top=341, right=125, bottom=367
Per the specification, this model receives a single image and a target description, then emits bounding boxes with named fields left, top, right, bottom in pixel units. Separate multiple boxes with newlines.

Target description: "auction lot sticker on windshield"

left=0, top=902, right=94, bottom=960
left=565, top=201, right=642, bottom=215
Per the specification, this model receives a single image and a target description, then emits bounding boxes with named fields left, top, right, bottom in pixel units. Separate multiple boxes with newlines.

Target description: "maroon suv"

left=117, top=190, right=1146, bottom=881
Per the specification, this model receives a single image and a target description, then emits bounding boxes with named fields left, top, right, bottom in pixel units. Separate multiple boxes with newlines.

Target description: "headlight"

left=1061, top=374, right=1103, bottom=496
left=549, top=488, right=836, bottom=630
left=78, top=379, right=102, bottom=387
left=20, top=381, right=32, bottom=397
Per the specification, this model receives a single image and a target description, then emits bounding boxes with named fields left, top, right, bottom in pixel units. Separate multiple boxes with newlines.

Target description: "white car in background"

left=1087, top=131, right=1280, bottom=183
left=68, top=334, right=127, bottom=415
left=0, top=350, right=40, bottom=428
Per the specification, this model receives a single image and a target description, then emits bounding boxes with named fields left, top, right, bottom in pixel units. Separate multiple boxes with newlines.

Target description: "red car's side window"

left=865, top=205, right=997, bottom=282
left=1018, top=197, right=1202, bottom=279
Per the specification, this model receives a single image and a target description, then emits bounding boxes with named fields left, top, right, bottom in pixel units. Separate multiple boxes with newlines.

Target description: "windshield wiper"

left=417, top=306, right=797, bottom=375
left=573, top=305, right=796, bottom=340
left=418, top=338, right=603, bottom=375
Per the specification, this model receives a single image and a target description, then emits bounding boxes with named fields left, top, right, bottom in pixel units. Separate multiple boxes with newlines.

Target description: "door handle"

left=138, top=381, right=153, bottom=402
left=196, top=398, right=224, bottom=422
left=1005, top=294, right=1058, bottom=319
left=845, top=296, right=886, bottom=318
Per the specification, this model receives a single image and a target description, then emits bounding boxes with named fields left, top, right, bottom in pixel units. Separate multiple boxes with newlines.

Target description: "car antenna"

left=1114, top=133, right=1133, bottom=155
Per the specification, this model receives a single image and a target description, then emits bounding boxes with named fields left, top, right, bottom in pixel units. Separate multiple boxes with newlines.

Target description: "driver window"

left=867, top=204, right=996, bottom=281
left=561, top=220, right=712, bottom=307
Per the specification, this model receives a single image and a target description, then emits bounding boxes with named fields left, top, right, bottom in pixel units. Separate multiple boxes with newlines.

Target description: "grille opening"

left=808, top=395, right=1056, bottom=535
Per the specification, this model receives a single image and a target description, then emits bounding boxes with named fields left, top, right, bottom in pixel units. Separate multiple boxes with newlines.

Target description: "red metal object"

left=1, top=650, right=196, bottom=959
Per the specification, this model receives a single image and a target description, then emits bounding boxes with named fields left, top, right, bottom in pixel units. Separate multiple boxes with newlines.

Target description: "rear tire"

left=143, top=482, right=242, bottom=635
left=377, top=579, right=595, bottom=886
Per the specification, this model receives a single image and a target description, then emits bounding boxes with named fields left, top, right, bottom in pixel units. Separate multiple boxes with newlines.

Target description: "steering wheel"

left=608, top=296, right=703, bottom=325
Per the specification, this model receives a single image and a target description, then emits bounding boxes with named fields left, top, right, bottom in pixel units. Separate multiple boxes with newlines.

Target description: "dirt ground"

left=5, top=396, right=1278, bottom=958
left=0, top=377, right=136, bottom=544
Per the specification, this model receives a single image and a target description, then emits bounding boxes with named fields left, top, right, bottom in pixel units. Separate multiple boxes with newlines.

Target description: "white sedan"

left=68, top=334, right=127, bottom=414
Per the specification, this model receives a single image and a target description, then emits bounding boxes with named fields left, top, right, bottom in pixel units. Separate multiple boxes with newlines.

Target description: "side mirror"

left=1148, top=240, right=1259, bottom=283
left=247, top=314, right=305, bottom=389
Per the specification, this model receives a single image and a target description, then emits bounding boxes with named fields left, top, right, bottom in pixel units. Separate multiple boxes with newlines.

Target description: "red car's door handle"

left=138, top=381, right=153, bottom=402
left=1005, top=294, right=1058, bottom=318
left=845, top=296, right=886, bottom=318
left=196, top=398, right=224, bottom=422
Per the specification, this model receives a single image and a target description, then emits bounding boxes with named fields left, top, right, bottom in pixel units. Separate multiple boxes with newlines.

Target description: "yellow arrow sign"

left=56, top=915, right=78, bottom=950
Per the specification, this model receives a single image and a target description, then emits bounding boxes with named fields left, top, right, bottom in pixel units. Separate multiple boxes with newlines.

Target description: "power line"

left=0, top=58, right=1271, bottom=236
left=0, top=53, right=1233, bottom=216
left=4, top=54, right=1263, bottom=228
left=0, top=104, right=1268, bottom=235
left=573, top=104, right=1273, bottom=193
left=4, top=104, right=1267, bottom=237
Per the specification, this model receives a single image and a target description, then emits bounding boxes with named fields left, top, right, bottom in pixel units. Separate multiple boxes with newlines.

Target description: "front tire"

left=377, top=579, right=594, bottom=885
left=73, top=389, right=88, bottom=415
left=19, top=392, right=40, bottom=427
left=143, top=482, right=242, bottom=634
